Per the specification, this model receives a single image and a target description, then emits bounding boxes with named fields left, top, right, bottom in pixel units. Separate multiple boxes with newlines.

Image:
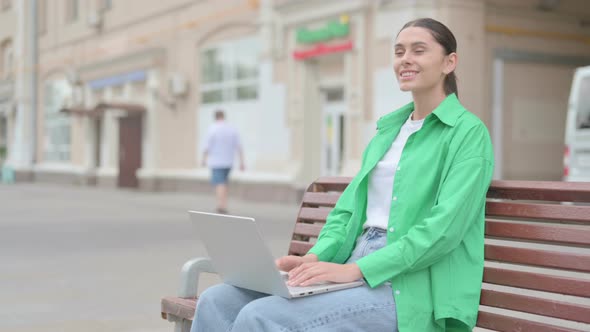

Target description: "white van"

left=564, top=65, right=590, bottom=181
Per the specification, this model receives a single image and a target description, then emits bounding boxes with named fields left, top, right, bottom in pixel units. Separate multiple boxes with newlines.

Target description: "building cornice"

left=275, top=0, right=369, bottom=27
left=76, top=48, right=165, bottom=83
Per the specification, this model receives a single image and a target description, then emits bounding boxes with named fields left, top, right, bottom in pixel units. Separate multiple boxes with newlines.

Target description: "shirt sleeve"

left=308, top=139, right=374, bottom=262
left=307, top=172, right=361, bottom=262
left=356, top=126, right=494, bottom=287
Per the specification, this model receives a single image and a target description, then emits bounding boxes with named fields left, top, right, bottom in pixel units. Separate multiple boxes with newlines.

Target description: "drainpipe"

left=30, top=0, right=38, bottom=165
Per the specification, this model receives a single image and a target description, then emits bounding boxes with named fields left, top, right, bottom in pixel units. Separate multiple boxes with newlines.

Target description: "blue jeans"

left=191, top=227, right=397, bottom=332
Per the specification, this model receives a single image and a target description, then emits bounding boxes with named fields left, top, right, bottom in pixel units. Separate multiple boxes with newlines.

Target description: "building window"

left=43, top=79, right=72, bottom=162
left=65, top=0, right=79, bottom=23
left=0, top=40, right=13, bottom=80
left=200, top=37, right=259, bottom=104
left=38, top=0, right=47, bottom=34
left=100, top=0, right=112, bottom=11
left=1, top=0, right=11, bottom=11
left=577, top=76, right=590, bottom=131
left=0, top=115, right=6, bottom=163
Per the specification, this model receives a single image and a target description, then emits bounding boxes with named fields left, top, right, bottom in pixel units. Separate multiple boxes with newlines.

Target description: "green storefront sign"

left=296, top=15, right=350, bottom=44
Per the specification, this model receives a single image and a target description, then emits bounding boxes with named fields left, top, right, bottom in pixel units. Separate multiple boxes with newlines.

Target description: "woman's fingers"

left=299, top=275, right=326, bottom=287
left=288, top=262, right=330, bottom=286
left=291, top=272, right=324, bottom=287
left=275, top=257, right=289, bottom=270
left=287, top=263, right=309, bottom=285
left=288, top=262, right=315, bottom=280
left=275, top=255, right=304, bottom=271
left=287, top=263, right=362, bottom=286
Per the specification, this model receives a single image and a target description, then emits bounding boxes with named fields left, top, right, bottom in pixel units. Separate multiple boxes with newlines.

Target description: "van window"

left=577, top=75, right=590, bottom=131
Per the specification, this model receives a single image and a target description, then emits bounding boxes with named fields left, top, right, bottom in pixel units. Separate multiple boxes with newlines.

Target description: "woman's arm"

left=306, top=174, right=361, bottom=262
left=284, top=137, right=375, bottom=264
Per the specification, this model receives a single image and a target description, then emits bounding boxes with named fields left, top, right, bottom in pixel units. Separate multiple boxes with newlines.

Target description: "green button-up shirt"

left=308, top=93, right=494, bottom=332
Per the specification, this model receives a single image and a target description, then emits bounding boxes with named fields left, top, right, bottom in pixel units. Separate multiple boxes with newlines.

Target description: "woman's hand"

left=287, top=262, right=363, bottom=287
left=275, top=254, right=318, bottom=272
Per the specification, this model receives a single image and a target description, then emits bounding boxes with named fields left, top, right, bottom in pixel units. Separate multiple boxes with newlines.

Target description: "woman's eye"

left=415, top=49, right=424, bottom=54
left=394, top=50, right=404, bottom=56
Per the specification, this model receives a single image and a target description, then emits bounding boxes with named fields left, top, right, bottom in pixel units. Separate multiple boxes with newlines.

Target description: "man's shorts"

left=211, top=168, right=231, bottom=185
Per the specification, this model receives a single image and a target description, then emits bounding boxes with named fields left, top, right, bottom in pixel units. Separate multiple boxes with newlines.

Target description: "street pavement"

left=0, top=182, right=299, bottom=332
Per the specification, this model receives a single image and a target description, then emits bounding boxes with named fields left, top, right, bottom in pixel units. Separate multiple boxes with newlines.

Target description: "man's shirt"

left=204, top=121, right=242, bottom=169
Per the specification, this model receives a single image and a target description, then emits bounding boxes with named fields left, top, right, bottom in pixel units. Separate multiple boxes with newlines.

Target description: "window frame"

left=199, top=36, right=260, bottom=105
left=575, top=75, right=590, bottom=132
left=43, top=79, right=72, bottom=162
left=1, top=0, right=11, bottom=11
left=0, top=115, right=6, bottom=163
left=38, top=0, right=47, bottom=35
left=0, top=40, right=13, bottom=80
left=65, top=0, right=79, bottom=24
left=101, top=0, right=112, bottom=11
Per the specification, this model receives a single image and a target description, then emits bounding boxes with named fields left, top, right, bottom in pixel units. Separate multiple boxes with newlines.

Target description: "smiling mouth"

left=400, top=71, right=418, bottom=79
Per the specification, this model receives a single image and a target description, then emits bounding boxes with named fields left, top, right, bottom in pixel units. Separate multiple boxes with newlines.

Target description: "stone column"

left=8, top=0, right=34, bottom=180
left=138, top=69, right=160, bottom=190
left=437, top=0, right=486, bottom=118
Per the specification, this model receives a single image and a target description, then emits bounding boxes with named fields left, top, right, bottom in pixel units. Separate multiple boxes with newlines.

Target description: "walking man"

left=202, top=110, right=244, bottom=214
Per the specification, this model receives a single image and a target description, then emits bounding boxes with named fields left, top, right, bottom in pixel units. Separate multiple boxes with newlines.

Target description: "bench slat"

left=288, top=240, right=314, bottom=256
left=488, top=180, right=590, bottom=202
left=298, top=207, right=331, bottom=222
left=293, top=222, right=324, bottom=238
left=485, top=220, right=590, bottom=245
left=312, top=176, right=353, bottom=192
left=485, top=244, right=590, bottom=272
left=476, top=309, right=583, bottom=332
left=480, top=288, right=590, bottom=324
left=486, top=201, right=590, bottom=223
left=484, top=266, right=590, bottom=297
left=301, top=192, right=340, bottom=207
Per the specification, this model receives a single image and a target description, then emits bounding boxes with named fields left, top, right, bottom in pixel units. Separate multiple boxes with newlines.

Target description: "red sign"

left=292, top=40, right=354, bottom=60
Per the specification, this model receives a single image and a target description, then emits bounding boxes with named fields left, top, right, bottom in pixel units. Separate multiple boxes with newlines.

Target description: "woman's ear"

left=443, top=52, right=458, bottom=75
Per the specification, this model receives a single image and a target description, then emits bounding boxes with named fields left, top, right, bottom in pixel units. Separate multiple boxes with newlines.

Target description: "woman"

left=191, top=18, right=494, bottom=332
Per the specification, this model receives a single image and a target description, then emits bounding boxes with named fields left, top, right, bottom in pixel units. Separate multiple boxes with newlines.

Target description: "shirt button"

left=392, top=196, right=398, bottom=201
left=397, top=166, right=401, bottom=171
left=389, top=227, right=395, bottom=233
left=395, top=290, right=401, bottom=295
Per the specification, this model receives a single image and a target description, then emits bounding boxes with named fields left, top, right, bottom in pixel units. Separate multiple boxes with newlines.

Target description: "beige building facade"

left=0, top=1, right=16, bottom=168
left=3, top=0, right=590, bottom=202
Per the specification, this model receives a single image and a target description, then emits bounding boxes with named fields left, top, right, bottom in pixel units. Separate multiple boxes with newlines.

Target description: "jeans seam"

left=281, top=301, right=396, bottom=332
left=357, top=237, right=370, bottom=257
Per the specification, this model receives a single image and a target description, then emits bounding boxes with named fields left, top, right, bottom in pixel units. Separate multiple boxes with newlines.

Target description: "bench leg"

left=175, top=319, right=191, bottom=332
left=167, top=314, right=192, bottom=332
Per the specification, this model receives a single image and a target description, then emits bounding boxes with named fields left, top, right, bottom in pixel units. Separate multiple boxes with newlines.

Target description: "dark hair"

left=398, top=18, right=458, bottom=97
left=214, top=110, right=225, bottom=120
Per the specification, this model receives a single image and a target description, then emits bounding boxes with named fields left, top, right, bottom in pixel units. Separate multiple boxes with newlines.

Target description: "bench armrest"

left=178, top=257, right=216, bottom=298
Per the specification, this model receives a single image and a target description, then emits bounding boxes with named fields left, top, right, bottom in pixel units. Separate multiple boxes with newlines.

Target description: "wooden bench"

left=161, top=177, right=590, bottom=332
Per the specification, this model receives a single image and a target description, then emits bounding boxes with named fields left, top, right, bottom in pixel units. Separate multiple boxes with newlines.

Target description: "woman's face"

left=393, top=27, right=455, bottom=94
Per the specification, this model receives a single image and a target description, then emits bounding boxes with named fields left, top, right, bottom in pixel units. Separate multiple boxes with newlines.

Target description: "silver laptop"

left=188, top=211, right=364, bottom=298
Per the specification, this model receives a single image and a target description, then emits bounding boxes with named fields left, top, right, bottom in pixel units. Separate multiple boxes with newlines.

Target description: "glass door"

left=321, top=88, right=345, bottom=176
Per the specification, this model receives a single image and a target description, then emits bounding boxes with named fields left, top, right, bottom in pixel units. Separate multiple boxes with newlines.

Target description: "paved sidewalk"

left=0, top=182, right=299, bottom=332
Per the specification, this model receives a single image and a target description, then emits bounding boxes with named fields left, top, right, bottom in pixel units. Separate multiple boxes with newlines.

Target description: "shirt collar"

left=376, top=93, right=465, bottom=130
left=431, top=93, right=464, bottom=127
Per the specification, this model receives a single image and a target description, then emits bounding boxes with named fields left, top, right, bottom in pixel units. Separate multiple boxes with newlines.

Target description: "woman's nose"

left=401, top=52, right=412, bottom=64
